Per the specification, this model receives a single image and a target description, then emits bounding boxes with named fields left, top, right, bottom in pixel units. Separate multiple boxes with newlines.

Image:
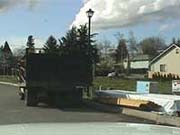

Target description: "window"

left=160, top=64, right=166, bottom=72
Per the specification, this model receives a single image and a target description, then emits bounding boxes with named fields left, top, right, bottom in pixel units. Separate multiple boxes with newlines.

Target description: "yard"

left=93, top=77, right=172, bottom=94
left=0, top=75, right=18, bottom=84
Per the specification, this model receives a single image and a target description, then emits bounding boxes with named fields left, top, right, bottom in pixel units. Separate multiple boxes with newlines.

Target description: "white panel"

left=131, top=61, right=149, bottom=69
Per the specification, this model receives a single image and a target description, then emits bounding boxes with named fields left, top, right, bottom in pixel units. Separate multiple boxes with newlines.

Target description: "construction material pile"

left=97, top=97, right=161, bottom=111
left=95, top=90, right=180, bottom=116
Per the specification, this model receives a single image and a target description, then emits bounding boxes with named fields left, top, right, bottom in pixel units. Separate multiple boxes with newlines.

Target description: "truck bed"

left=26, top=53, right=92, bottom=89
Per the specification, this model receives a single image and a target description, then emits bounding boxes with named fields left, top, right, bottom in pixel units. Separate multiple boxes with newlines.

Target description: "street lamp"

left=86, top=9, right=94, bottom=52
left=86, top=9, right=94, bottom=97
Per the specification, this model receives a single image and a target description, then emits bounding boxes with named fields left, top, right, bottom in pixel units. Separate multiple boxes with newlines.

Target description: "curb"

left=122, top=108, right=180, bottom=127
left=0, top=82, right=18, bottom=87
left=83, top=99, right=180, bottom=127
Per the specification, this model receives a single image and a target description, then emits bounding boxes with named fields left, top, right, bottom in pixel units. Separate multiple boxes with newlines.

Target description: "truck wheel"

left=25, top=89, right=38, bottom=106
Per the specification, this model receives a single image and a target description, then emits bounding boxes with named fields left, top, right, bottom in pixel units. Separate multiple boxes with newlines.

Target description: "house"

left=123, top=54, right=151, bottom=73
left=0, top=41, right=13, bottom=75
left=3, top=41, right=13, bottom=57
left=148, top=43, right=180, bottom=78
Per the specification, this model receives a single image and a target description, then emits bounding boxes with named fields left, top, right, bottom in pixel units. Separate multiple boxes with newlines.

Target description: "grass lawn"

left=0, top=75, right=172, bottom=94
left=0, top=75, right=18, bottom=84
left=93, top=77, right=172, bottom=94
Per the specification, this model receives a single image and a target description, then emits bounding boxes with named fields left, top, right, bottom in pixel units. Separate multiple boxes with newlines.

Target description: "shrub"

left=152, top=73, right=157, bottom=79
left=157, top=72, right=161, bottom=80
left=172, top=74, right=176, bottom=80
left=163, top=74, right=167, bottom=80
left=152, top=72, right=180, bottom=81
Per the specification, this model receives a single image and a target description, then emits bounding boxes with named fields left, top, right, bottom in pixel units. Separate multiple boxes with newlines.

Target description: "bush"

left=152, top=72, right=180, bottom=81
left=163, top=74, right=167, bottom=80
left=172, top=74, right=176, bottom=80
left=157, top=72, right=161, bottom=80
left=152, top=72, right=157, bottom=79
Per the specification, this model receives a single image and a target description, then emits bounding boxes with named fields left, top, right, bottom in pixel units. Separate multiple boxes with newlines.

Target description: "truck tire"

left=25, top=89, right=38, bottom=106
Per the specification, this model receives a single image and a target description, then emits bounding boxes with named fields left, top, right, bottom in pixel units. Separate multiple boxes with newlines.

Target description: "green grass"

left=0, top=75, right=18, bottom=84
left=0, top=75, right=172, bottom=94
left=158, top=80, right=172, bottom=94
left=93, top=77, right=172, bottom=94
left=93, top=77, right=136, bottom=91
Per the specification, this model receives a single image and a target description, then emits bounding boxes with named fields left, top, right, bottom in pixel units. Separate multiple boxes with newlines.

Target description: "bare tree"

left=115, top=33, right=128, bottom=63
left=139, top=37, right=166, bottom=57
left=128, top=31, right=138, bottom=56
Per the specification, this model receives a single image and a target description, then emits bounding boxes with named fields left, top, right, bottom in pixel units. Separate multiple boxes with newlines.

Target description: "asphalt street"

left=0, top=84, right=155, bottom=125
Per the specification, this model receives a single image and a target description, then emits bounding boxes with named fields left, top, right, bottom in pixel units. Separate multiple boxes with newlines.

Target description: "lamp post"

left=86, top=8, right=94, bottom=97
left=86, top=9, right=94, bottom=53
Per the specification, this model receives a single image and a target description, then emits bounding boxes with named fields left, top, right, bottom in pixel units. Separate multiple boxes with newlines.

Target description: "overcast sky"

left=0, top=0, right=179, bottom=50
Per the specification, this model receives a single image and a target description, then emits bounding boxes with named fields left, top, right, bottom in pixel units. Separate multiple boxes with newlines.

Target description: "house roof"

left=3, top=41, right=13, bottom=55
left=124, top=54, right=150, bottom=61
left=132, top=54, right=150, bottom=61
left=149, top=43, right=180, bottom=65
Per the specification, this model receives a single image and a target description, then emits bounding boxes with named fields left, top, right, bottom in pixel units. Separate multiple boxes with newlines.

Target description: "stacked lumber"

left=95, top=90, right=180, bottom=115
left=97, top=97, right=161, bottom=111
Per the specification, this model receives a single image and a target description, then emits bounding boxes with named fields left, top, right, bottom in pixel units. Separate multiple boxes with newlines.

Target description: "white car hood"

left=0, top=123, right=179, bottom=135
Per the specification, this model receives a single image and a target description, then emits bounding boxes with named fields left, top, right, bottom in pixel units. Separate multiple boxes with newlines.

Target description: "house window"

left=160, top=64, right=166, bottom=72
left=176, top=49, right=179, bottom=54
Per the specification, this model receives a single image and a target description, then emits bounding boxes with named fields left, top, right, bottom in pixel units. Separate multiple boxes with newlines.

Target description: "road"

left=0, top=84, right=154, bottom=125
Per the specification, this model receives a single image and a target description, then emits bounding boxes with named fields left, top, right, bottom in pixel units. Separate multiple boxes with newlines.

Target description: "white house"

left=124, top=54, right=150, bottom=71
left=148, top=44, right=180, bottom=78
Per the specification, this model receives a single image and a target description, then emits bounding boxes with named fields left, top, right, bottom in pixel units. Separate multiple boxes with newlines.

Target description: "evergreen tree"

left=43, top=35, right=59, bottom=54
left=60, top=27, right=78, bottom=55
left=26, top=35, right=35, bottom=49
left=177, top=38, right=180, bottom=45
left=0, top=45, right=4, bottom=67
left=78, top=25, right=98, bottom=62
left=172, top=37, right=176, bottom=44
left=78, top=25, right=89, bottom=53
left=59, top=25, right=99, bottom=62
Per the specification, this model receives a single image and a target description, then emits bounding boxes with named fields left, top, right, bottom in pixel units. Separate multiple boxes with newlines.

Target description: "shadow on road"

left=36, top=102, right=100, bottom=113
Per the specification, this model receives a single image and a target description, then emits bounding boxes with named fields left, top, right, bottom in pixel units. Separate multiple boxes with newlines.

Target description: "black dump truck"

left=18, top=49, right=93, bottom=106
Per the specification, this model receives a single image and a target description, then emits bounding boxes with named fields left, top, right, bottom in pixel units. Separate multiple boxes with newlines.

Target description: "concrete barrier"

left=122, top=108, right=158, bottom=121
left=156, top=115, right=180, bottom=127
left=122, top=108, right=180, bottom=126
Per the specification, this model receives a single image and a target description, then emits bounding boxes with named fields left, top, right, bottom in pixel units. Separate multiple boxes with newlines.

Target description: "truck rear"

left=18, top=49, right=93, bottom=106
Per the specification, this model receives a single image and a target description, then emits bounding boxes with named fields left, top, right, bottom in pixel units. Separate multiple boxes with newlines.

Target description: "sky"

left=0, top=0, right=179, bottom=51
